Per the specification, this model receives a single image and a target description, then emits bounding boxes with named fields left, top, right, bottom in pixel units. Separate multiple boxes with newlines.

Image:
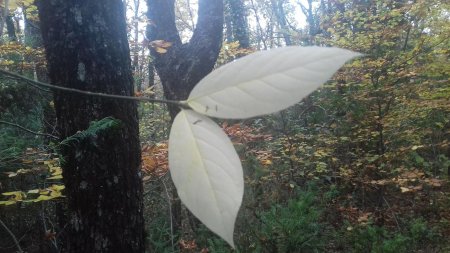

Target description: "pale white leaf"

left=187, top=46, right=361, bottom=119
left=168, top=109, right=244, bottom=247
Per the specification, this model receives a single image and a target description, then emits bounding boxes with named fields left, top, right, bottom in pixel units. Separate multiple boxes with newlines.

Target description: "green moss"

left=61, top=117, right=122, bottom=147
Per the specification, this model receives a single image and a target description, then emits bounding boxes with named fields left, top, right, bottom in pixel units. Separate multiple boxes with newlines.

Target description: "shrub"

left=257, top=189, right=325, bottom=253
left=342, top=218, right=439, bottom=253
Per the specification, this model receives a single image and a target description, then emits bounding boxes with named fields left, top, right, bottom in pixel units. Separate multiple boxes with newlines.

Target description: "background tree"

left=36, top=0, right=145, bottom=252
left=247, top=0, right=298, bottom=48
left=298, top=0, right=320, bottom=44
left=225, top=0, right=250, bottom=48
left=270, top=0, right=292, bottom=45
left=5, top=14, right=16, bottom=41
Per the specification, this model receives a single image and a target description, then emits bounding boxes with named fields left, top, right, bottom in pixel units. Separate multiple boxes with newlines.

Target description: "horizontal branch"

left=0, top=120, right=59, bottom=140
left=0, top=69, right=188, bottom=109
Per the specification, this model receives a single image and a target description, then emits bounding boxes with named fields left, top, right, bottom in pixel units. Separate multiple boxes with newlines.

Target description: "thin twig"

left=383, top=196, right=401, bottom=231
left=161, top=178, right=175, bottom=253
left=6, top=75, right=51, bottom=92
left=0, top=233, right=26, bottom=250
left=56, top=222, right=68, bottom=240
left=40, top=204, right=59, bottom=251
left=0, top=120, right=59, bottom=140
left=0, top=219, right=24, bottom=253
left=0, top=69, right=188, bottom=109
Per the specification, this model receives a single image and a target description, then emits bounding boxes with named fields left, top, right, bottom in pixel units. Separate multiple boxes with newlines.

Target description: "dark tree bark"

left=224, top=6, right=234, bottom=43
left=132, top=0, right=142, bottom=92
left=147, top=0, right=223, bottom=120
left=36, top=1, right=145, bottom=252
left=299, top=0, right=318, bottom=36
left=270, top=0, right=292, bottom=46
left=225, top=0, right=250, bottom=48
left=249, top=0, right=268, bottom=49
left=5, top=14, right=16, bottom=41
left=0, top=7, right=5, bottom=39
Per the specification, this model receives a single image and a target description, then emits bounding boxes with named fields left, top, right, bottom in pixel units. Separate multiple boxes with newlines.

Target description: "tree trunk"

left=5, top=14, right=16, bottom=41
left=299, top=0, right=319, bottom=45
left=224, top=4, right=234, bottom=43
left=37, top=1, right=145, bottom=252
left=249, top=0, right=268, bottom=50
left=225, top=0, right=250, bottom=48
left=132, top=0, right=142, bottom=92
left=147, top=0, right=223, bottom=120
left=146, top=0, right=223, bottom=244
left=0, top=0, right=8, bottom=40
left=270, top=0, right=292, bottom=46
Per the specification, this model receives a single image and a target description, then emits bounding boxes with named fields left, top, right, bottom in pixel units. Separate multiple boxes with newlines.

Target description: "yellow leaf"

left=400, top=187, right=411, bottom=193
left=23, top=0, right=35, bottom=6
left=155, top=47, right=168, bottom=54
left=33, top=195, right=54, bottom=202
left=149, top=40, right=172, bottom=54
left=150, top=40, right=172, bottom=48
left=2, top=191, right=25, bottom=201
left=262, top=159, right=273, bottom=165
left=411, top=145, right=424, bottom=150
left=50, top=184, right=65, bottom=191
left=27, top=189, right=40, bottom=194
left=50, top=167, right=62, bottom=175
left=0, top=200, right=16, bottom=205
left=50, top=191, right=62, bottom=198
left=47, top=175, right=63, bottom=180
left=39, top=189, right=50, bottom=195
left=2, top=191, right=23, bottom=196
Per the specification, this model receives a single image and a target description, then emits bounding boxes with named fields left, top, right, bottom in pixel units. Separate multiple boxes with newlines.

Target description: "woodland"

left=0, top=0, right=449, bottom=252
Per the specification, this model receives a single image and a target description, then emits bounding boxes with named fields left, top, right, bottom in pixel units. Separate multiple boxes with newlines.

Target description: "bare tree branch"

left=0, top=69, right=187, bottom=108
left=0, top=120, right=59, bottom=139
left=0, top=219, right=24, bottom=253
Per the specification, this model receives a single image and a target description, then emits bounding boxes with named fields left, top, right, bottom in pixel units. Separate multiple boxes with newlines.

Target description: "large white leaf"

left=168, top=109, right=244, bottom=247
left=187, top=46, right=361, bottom=119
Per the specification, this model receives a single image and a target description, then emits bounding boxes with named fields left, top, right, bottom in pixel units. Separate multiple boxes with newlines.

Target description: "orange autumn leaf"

left=141, top=142, right=169, bottom=179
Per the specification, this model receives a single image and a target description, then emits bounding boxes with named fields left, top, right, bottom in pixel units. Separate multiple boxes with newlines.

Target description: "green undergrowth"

left=337, top=218, right=440, bottom=253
